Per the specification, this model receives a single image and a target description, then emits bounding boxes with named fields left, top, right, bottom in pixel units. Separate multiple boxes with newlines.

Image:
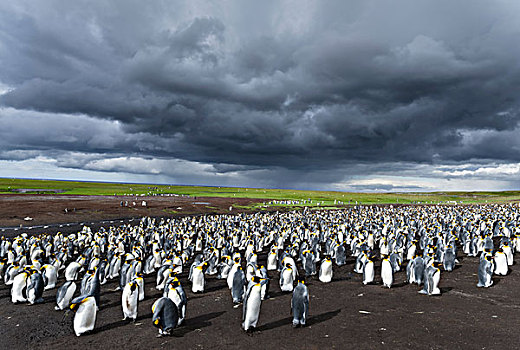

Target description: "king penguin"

left=26, top=269, right=45, bottom=304
left=41, top=264, right=58, bottom=290
left=122, top=280, right=139, bottom=322
left=419, top=262, right=442, bottom=295
left=362, top=256, right=375, bottom=285
left=55, top=281, right=77, bottom=310
left=231, top=266, right=246, bottom=304
left=70, top=295, right=97, bottom=336
left=227, top=257, right=241, bottom=289
left=166, top=279, right=187, bottom=326
left=190, top=262, right=207, bottom=293
left=280, top=263, right=295, bottom=291
left=477, top=255, right=494, bottom=287
left=443, top=246, right=457, bottom=272
left=152, top=297, right=179, bottom=337
left=11, top=268, right=29, bottom=304
left=267, top=248, right=278, bottom=270
left=494, top=249, right=508, bottom=276
left=242, top=276, right=267, bottom=332
left=318, top=256, right=333, bottom=283
left=381, top=256, right=393, bottom=288
left=291, top=277, right=309, bottom=328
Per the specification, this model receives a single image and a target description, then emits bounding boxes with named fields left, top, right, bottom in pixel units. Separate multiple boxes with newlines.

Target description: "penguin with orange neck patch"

left=242, top=276, right=267, bottom=332
left=152, top=297, right=179, bottom=337
left=291, top=277, right=309, bottom=328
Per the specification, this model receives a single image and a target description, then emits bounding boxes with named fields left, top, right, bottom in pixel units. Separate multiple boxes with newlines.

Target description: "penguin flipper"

left=242, top=284, right=253, bottom=320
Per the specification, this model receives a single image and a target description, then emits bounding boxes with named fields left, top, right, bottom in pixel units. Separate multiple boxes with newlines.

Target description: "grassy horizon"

left=1, top=177, right=520, bottom=206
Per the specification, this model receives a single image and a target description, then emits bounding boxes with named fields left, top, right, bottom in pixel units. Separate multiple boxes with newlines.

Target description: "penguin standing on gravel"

left=443, top=246, right=457, bottom=272
left=242, top=276, right=267, bottom=332
left=231, top=266, right=246, bottom=304
left=190, top=262, right=207, bottom=293
left=291, top=278, right=309, bottom=328
left=122, top=280, right=139, bottom=322
left=477, top=255, right=494, bottom=287
left=152, top=297, right=179, bottom=337
left=381, top=256, right=393, bottom=288
left=419, top=262, right=442, bottom=295
left=494, top=249, right=508, bottom=276
left=280, top=263, right=295, bottom=291
left=407, top=254, right=425, bottom=285
left=11, top=268, right=29, bottom=304
left=70, top=295, right=97, bottom=336
left=318, top=256, right=333, bottom=283
left=64, top=260, right=82, bottom=281
left=166, top=279, right=187, bottom=326
left=362, top=256, right=375, bottom=285
left=26, top=269, right=45, bottom=304
left=41, top=264, right=58, bottom=290
left=227, top=257, right=242, bottom=289
left=55, top=281, right=76, bottom=310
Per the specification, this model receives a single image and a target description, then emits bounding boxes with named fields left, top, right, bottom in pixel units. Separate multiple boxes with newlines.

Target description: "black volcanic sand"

left=1, top=248, right=520, bottom=350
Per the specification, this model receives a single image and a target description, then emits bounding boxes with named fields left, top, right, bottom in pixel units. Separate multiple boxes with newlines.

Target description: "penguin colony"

left=1, top=203, right=519, bottom=337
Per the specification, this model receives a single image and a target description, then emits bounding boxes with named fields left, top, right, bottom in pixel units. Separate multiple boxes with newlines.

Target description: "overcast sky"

left=1, top=0, right=520, bottom=192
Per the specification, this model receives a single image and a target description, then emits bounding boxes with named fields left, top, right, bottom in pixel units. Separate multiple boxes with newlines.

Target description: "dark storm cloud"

left=1, top=0, right=520, bottom=189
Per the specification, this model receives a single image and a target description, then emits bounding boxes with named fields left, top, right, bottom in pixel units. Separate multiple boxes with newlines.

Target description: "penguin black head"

left=251, top=276, right=263, bottom=283
left=297, top=277, right=306, bottom=284
left=170, top=280, right=180, bottom=288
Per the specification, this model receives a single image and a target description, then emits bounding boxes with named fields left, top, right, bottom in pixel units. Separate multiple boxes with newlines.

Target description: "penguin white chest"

left=280, top=269, right=294, bottom=291
left=267, top=253, right=277, bottom=270
left=74, top=298, right=97, bottom=336
left=168, top=289, right=181, bottom=306
left=11, top=273, right=28, bottom=303
left=191, top=269, right=205, bottom=293
left=244, top=285, right=262, bottom=330
left=227, top=265, right=239, bottom=289
left=429, top=269, right=441, bottom=295
left=319, top=260, right=333, bottom=283
left=58, top=283, right=77, bottom=310
left=122, top=286, right=138, bottom=320
left=494, top=253, right=508, bottom=275
left=381, top=259, right=393, bottom=288
left=407, top=245, right=416, bottom=260
left=363, top=261, right=374, bottom=285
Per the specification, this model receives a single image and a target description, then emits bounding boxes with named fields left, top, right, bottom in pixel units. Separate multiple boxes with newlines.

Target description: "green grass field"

left=1, top=177, right=520, bottom=206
